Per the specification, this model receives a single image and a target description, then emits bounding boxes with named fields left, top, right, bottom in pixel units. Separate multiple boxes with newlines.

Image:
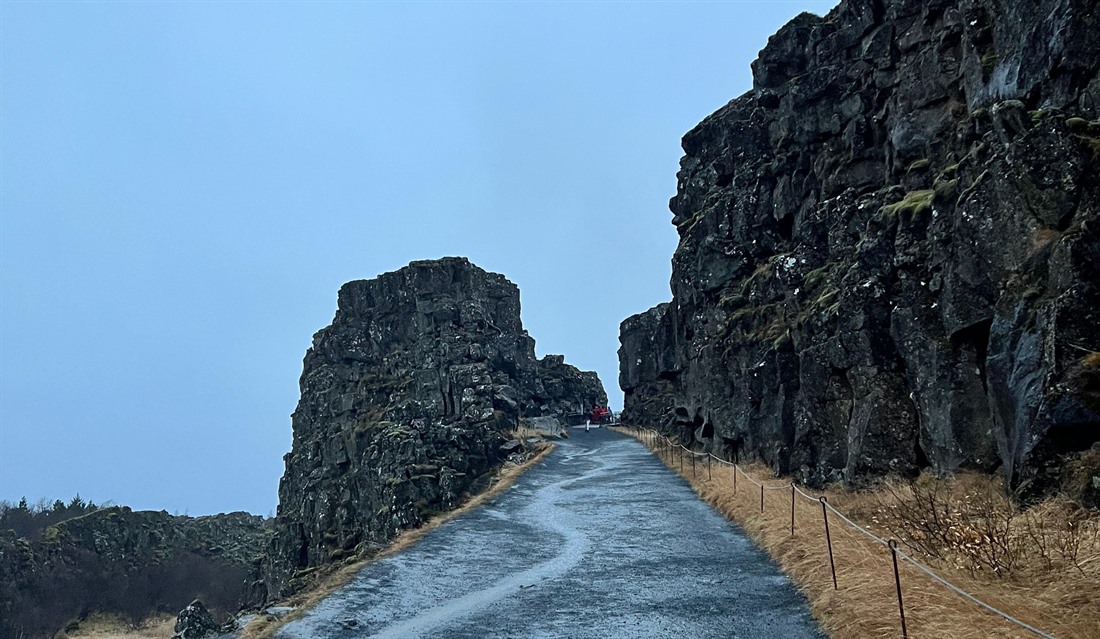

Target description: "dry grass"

left=239, top=442, right=556, bottom=639
left=59, top=613, right=175, bottom=639
left=511, top=424, right=566, bottom=440
left=511, top=424, right=545, bottom=439
left=614, top=427, right=1100, bottom=639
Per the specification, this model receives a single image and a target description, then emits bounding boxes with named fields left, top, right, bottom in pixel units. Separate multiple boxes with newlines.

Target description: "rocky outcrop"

left=535, top=354, right=608, bottom=417
left=265, top=257, right=604, bottom=598
left=618, top=303, right=679, bottom=430
left=0, top=508, right=268, bottom=639
left=620, top=0, right=1100, bottom=497
left=172, top=600, right=221, bottom=639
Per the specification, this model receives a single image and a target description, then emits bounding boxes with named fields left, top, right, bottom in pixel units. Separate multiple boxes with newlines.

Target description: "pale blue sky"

left=1, top=0, right=837, bottom=516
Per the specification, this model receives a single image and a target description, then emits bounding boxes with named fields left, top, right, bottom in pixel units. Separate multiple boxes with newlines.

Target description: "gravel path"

left=276, top=427, right=824, bottom=639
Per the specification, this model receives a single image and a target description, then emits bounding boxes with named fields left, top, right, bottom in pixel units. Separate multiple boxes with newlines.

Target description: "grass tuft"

left=882, top=190, right=935, bottom=226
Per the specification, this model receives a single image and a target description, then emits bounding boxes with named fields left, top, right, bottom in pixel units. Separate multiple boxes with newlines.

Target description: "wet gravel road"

left=277, top=428, right=824, bottom=639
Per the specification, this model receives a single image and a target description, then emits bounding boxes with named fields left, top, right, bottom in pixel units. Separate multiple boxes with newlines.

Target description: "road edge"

left=239, top=442, right=557, bottom=639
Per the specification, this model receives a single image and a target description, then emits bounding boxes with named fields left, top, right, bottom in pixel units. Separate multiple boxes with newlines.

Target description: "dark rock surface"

left=619, top=303, right=679, bottom=430
left=535, top=354, right=607, bottom=417
left=620, top=0, right=1100, bottom=497
left=173, top=600, right=221, bottom=639
left=0, top=508, right=268, bottom=639
left=264, top=257, right=605, bottom=599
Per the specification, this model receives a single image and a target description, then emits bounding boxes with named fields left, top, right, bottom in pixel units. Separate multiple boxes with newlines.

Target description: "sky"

left=1, top=0, right=838, bottom=516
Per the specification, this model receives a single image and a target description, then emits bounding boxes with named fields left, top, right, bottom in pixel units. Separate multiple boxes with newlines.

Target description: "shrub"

left=866, top=472, right=1099, bottom=579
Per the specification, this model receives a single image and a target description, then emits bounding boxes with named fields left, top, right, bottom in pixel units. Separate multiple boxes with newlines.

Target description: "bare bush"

left=864, top=472, right=1099, bottom=581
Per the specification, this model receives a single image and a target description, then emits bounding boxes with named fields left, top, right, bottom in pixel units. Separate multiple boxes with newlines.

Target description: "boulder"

left=523, top=416, right=566, bottom=437
left=172, top=600, right=220, bottom=639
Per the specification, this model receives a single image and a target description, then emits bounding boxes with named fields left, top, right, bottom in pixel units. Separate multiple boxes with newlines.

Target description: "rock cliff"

left=0, top=508, right=268, bottom=638
left=536, top=354, right=608, bottom=417
left=265, top=257, right=604, bottom=598
left=620, top=0, right=1100, bottom=498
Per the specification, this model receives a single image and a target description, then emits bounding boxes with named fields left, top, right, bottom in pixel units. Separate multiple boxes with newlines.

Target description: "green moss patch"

left=882, top=189, right=935, bottom=225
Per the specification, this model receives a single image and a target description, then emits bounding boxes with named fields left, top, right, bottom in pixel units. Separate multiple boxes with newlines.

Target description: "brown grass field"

left=614, top=426, right=1100, bottom=639
left=58, top=613, right=175, bottom=639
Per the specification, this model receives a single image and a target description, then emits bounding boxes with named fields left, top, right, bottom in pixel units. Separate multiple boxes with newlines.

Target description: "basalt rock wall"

left=620, top=0, right=1100, bottom=497
left=0, top=508, right=268, bottom=639
left=619, top=303, right=679, bottom=430
left=265, top=258, right=604, bottom=598
left=536, top=354, right=608, bottom=417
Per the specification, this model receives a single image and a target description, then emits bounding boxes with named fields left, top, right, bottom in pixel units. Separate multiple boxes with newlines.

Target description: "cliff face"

left=265, top=258, right=604, bottom=598
left=619, top=303, right=679, bottom=429
left=0, top=508, right=268, bottom=638
left=620, top=0, right=1100, bottom=496
left=535, top=354, right=608, bottom=417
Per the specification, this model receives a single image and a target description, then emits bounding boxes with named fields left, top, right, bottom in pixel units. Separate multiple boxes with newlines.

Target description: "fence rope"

left=736, top=467, right=765, bottom=488
left=709, top=453, right=734, bottom=466
left=893, top=548, right=1058, bottom=639
left=627, top=426, right=1061, bottom=639
left=821, top=500, right=889, bottom=546
left=794, top=485, right=822, bottom=504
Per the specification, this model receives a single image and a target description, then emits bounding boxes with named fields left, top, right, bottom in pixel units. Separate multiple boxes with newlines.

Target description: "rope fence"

left=623, top=425, right=1060, bottom=639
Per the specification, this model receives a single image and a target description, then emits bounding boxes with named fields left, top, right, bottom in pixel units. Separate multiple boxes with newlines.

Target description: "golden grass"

left=239, top=442, right=556, bottom=639
left=613, top=427, right=1100, bottom=639
left=59, top=613, right=175, bottom=639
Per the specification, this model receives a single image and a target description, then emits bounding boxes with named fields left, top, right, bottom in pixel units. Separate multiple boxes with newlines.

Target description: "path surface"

left=276, top=428, right=824, bottom=639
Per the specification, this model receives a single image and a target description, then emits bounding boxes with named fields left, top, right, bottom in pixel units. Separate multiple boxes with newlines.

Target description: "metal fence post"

left=707, top=454, right=712, bottom=480
left=759, top=484, right=764, bottom=512
left=790, top=483, right=795, bottom=536
left=732, top=464, right=737, bottom=493
left=889, top=540, right=908, bottom=638
left=820, top=497, right=838, bottom=590
left=691, top=452, right=696, bottom=478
